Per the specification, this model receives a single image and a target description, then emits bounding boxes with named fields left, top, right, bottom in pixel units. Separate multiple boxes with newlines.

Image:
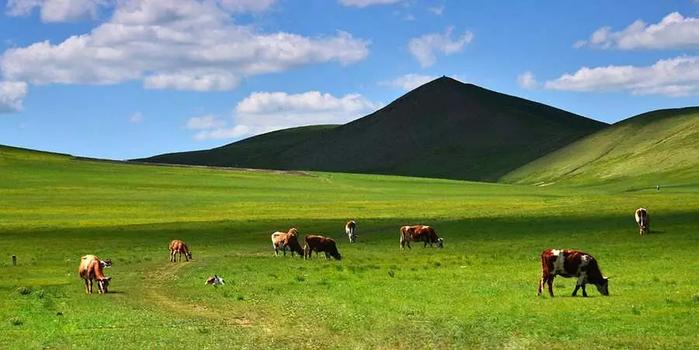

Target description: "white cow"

left=634, top=208, right=650, bottom=236
left=345, top=220, right=357, bottom=243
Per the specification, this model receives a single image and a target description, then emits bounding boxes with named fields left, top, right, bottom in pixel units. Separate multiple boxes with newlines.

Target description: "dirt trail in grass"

left=142, top=262, right=253, bottom=327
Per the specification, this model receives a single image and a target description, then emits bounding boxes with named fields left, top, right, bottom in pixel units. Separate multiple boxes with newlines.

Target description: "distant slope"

left=502, top=107, right=699, bottom=186
left=142, top=125, right=338, bottom=168
left=139, top=77, right=607, bottom=181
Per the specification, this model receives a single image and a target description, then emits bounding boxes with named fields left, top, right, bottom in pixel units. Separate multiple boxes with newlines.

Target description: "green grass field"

left=1, top=145, right=698, bottom=349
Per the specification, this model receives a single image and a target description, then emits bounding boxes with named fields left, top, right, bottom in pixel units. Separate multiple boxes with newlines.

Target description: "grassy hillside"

left=2, top=145, right=698, bottom=349
left=502, top=107, right=699, bottom=187
left=140, top=125, right=338, bottom=169
left=139, top=77, right=606, bottom=181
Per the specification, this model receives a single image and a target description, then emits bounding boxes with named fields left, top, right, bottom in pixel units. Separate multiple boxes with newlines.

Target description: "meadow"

left=1, top=146, right=698, bottom=349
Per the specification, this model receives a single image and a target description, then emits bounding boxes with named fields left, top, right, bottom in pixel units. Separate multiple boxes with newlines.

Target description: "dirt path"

left=141, top=262, right=253, bottom=327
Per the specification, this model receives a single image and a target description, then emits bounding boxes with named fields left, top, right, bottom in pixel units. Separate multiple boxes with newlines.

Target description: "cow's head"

left=186, top=251, right=193, bottom=260
left=332, top=252, right=342, bottom=260
left=288, top=228, right=299, bottom=236
left=595, top=277, right=609, bottom=296
left=436, top=238, right=444, bottom=248
left=101, top=259, right=112, bottom=268
left=98, top=277, right=111, bottom=293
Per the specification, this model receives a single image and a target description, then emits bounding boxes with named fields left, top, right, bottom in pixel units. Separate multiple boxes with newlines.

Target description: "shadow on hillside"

left=4, top=210, right=696, bottom=245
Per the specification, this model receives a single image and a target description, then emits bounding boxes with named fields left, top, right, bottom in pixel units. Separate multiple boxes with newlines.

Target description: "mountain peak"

left=140, top=79, right=607, bottom=182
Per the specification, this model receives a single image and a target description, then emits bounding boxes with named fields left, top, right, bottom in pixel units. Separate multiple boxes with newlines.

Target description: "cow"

left=537, top=249, right=609, bottom=297
left=304, top=235, right=342, bottom=260
left=635, top=208, right=650, bottom=236
left=169, top=239, right=192, bottom=262
left=346, top=220, right=357, bottom=243
left=399, top=225, right=444, bottom=249
left=271, top=228, right=304, bottom=257
left=205, top=275, right=225, bottom=287
left=79, top=255, right=112, bottom=294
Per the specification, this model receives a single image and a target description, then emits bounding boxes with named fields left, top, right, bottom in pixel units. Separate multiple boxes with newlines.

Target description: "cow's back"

left=79, top=255, right=99, bottom=279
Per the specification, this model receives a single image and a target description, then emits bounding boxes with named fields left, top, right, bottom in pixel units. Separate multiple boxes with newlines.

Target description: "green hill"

left=138, top=77, right=606, bottom=181
left=502, top=107, right=699, bottom=186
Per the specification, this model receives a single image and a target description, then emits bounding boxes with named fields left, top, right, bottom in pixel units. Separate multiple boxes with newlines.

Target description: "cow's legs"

left=547, top=276, right=555, bottom=297
left=538, top=273, right=552, bottom=296
left=184, top=251, right=189, bottom=262
left=84, top=279, right=90, bottom=294
left=574, top=273, right=587, bottom=297
left=87, top=279, right=93, bottom=294
left=283, top=245, right=287, bottom=256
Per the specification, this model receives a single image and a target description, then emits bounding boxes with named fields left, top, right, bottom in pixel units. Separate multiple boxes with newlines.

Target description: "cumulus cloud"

left=575, top=12, right=699, bottom=50
left=1, top=0, right=369, bottom=91
left=544, top=56, right=699, bottom=96
left=0, top=81, right=28, bottom=113
left=380, top=74, right=436, bottom=91
left=190, top=91, right=381, bottom=141
left=5, top=0, right=275, bottom=22
left=517, top=71, right=538, bottom=89
left=408, top=27, right=473, bottom=67
left=339, top=0, right=403, bottom=7
left=5, top=0, right=109, bottom=22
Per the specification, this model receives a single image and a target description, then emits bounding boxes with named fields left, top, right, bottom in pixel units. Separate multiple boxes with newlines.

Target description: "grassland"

left=1, top=145, right=698, bottom=349
left=503, top=107, right=699, bottom=187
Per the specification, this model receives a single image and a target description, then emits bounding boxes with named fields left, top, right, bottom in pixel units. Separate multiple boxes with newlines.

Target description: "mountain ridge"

left=138, top=76, right=607, bottom=181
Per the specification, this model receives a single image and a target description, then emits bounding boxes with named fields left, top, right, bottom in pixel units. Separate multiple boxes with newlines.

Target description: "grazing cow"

left=169, top=240, right=192, bottom=262
left=635, top=208, right=650, bottom=236
left=399, top=225, right=444, bottom=249
left=271, top=228, right=304, bottom=257
left=205, top=275, right=225, bottom=287
left=537, top=249, right=609, bottom=297
left=79, top=255, right=112, bottom=294
left=346, top=220, right=357, bottom=243
left=304, top=235, right=342, bottom=260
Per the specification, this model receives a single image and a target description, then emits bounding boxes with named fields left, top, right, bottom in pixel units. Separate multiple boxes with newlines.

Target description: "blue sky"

left=1, top=0, right=698, bottom=159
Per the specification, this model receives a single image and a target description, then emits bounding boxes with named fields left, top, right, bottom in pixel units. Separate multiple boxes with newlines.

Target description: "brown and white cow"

left=635, top=208, right=650, bottom=236
left=304, top=235, right=342, bottom=260
left=346, top=220, right=357, bottom=243
left=399, top=225, right=444, bottom=249
left=169, top=239, right=192, bottom=262
left=271, top=228, right=304, bottom=257
left=537, top=249, right=609, bottom=297
left=79, top=255, right=112, bottom=294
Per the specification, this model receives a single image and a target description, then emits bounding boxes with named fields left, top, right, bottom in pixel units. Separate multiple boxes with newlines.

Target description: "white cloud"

left=380, top=74, right=436, bottom=91
left=339, top=0, right=403, bottom=8
left=1, top=0, right=369, bottom=91
left=129, top=111, right=143, bottom=123
left=0, top=81, right=28, bottom=113
left=6, top=0, right=109, bottom=22
left=517, top=71, right=538, bottom=89
left=408, top=27, right=473, bottom=67
left=189, top=91, right=381, bottom=141
left=5, top=0, right=275, bottom=22
left=217, top=0, right=275, bottom=13
left=576, top=12, right=699, bottom=50
left=544, top=56, right=699, bottom=96
left=428, top=5, right=444, bottom=16
left=186, top=114, right=226, bottom=130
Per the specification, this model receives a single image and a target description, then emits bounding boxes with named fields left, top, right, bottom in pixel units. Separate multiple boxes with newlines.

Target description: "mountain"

left=137, top=77, right=607, bottom=181
left=501, top=107, right=699, bottom=186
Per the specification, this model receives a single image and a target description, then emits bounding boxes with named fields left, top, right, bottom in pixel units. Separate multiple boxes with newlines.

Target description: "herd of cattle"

left=79, top=208, right=651, bottom=297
